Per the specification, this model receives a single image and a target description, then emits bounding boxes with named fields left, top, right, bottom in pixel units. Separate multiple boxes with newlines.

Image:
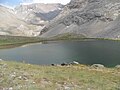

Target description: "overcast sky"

left=0, top=0, right=71, bottom=8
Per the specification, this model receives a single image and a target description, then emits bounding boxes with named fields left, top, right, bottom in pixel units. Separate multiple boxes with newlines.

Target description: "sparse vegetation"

left=0, top=60, right=120, bottom=90
left=0, top=34, right=88, bottom=49
left=51, top=33, right=86, bottom=40
left=0, top=35, right=45, bottom=49
left=0, top=34, right=120, bottom=49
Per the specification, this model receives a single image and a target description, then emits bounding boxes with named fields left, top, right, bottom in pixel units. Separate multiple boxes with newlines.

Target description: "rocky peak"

left=67, top=0, right=87, bottom=9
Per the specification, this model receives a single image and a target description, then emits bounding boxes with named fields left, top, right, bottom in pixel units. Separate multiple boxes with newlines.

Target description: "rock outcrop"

left=40, top=0, right=120, bottom=39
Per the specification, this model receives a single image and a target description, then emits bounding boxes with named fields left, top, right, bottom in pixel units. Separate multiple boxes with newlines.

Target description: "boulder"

left=70, top=61, right=79, bottom=65
left=115, top=65, right=120, bottom=69
left=91, top=64, right=105, bottom=69
left=51, top=64, right=57, bottom=66
left=0, top=59, right=3, bottom=61
left=61, top=62, right=68, bottom=66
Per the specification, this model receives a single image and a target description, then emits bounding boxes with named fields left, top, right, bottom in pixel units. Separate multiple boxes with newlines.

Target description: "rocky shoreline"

left=51, top=61, right=120, bottom=69
left=1, top=59, right=120, bottom=69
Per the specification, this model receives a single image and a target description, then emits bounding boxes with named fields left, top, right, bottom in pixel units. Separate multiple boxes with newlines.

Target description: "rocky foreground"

left=0, top=60, right=120, bottom=90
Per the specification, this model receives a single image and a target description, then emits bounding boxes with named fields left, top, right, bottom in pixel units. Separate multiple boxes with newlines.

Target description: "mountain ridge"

left=40, top=0, right=120, bottom=39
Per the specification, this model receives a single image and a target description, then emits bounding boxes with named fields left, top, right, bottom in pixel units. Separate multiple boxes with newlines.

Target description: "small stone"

left=33, top=82, right=36, bottom=84
left=11, top=74, right=16, bottom=78
left=9, top=87, right=13, bottom=90
left=64, top=86, right=71, bottom=90
left=17, top=85, right=22, bottom=89
left=13, top=72, right=16, bottom=74
left=18, top=76, right=22, bottom=80
left=87, top=88, right=91, bottom=90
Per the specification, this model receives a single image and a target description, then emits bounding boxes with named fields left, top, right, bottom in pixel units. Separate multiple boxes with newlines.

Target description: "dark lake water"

left=0, top=40, right=120, bottom=67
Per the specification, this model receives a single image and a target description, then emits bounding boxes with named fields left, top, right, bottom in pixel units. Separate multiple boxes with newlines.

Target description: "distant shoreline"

left=0, top=35, right=120, bottom=49
left=21, top=42, right=42, bottom=47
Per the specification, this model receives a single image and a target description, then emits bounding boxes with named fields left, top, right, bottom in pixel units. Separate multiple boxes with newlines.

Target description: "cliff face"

left=41, top=0, right=120, bottom=39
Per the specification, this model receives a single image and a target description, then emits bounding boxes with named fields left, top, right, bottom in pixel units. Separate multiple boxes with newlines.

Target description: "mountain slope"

left=0, top=3, right=63, bottom=36
left=0, top=5, right=35, bottom=36
left=40, top=0, right=120, bottom=39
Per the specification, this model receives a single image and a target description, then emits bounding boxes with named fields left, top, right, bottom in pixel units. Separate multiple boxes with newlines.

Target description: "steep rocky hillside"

left=41, top=0, right=120, bottom=39
left=0, top=3, right=63, bottom=36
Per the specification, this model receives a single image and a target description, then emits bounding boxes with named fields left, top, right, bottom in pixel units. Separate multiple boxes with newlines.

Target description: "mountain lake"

left=0, top=40, right=120, bottom=67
